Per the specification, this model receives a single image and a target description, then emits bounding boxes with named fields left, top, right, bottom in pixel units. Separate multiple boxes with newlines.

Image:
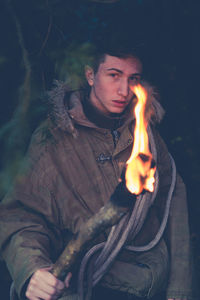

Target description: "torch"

left=51, top=84, right=156, bottom=283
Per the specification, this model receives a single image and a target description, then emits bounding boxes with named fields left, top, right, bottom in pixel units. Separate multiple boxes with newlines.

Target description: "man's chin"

left=111, top=106, right=127, bottom=114
left=108, top=108, right=127, bottom=117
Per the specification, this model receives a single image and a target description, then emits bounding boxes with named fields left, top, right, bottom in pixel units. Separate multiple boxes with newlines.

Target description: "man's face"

left=85, top=54, right=142, bottom=115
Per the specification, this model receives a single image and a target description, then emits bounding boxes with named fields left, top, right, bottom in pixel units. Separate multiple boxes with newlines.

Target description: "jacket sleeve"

left=166, top=174, right=195, bottom=299
left=154, top=130, right=195, bottom=299
left=0, top=127, right=64, bottom=299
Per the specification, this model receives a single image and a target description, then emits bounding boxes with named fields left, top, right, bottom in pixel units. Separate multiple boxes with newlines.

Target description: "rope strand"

left=77, top=126, right=176, bottom=300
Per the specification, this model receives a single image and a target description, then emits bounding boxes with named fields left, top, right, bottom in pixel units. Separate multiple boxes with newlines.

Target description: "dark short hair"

left=92, top=49, right=143, bottom=74
left=89, top=31, right=146, bottom=73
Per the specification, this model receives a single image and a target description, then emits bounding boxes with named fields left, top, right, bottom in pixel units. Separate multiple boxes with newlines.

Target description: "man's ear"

left=85, top=65, right=94, bottom=86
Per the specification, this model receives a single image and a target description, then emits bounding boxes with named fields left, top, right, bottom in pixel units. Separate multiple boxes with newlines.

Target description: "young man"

left=0, top=44, right=194, bottom=300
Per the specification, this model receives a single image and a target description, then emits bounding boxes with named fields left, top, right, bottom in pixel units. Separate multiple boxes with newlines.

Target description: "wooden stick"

left=51, top=198, right=131, bottom=280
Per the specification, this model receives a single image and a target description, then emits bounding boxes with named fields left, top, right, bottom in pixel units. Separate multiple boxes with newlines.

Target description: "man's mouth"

left=112, top=100, right=127, bottom=107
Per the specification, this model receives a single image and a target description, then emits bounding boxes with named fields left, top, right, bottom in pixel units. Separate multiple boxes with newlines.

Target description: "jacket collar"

left=48, top=80, right=165, bottom=137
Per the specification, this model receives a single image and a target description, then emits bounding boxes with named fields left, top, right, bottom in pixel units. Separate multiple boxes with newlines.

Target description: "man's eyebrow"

left=129, top=73, right=142, bottom=77
left=106, top=68, right=123, bottom=73
left=106, top=68, right=142, bottom=76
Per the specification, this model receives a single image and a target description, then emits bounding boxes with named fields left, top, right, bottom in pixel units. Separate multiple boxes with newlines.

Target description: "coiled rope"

left=77, top=126, right=177, bottom=300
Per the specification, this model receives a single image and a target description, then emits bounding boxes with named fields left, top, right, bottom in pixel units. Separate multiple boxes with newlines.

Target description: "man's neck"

left=82, top=96, right=126, bottom=130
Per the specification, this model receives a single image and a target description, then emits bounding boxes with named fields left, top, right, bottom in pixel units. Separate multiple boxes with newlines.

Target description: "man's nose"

left=118, top=79, right=129, bottom=97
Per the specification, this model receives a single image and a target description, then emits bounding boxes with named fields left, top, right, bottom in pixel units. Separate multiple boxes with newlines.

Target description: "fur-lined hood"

left=48, top=80, right=165, bottom=137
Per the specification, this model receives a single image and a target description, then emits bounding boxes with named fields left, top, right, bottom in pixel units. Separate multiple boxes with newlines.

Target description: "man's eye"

left=129, top=76, right=141, bottom=83
left=109, top=73, right=119, bottom=78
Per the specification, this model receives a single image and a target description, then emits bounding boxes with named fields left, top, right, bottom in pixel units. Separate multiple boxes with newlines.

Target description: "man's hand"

left=25, top=267, right=72, bottom=300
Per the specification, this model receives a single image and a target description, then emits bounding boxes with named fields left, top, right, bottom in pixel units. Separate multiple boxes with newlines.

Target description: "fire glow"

left=125, top=84, right=156, bottom=195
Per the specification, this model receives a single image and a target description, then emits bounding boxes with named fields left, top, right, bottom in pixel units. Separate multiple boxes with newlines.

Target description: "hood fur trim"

left=48, top=80, right=78, bottom=138
left=47, top=80, right=165, bottom=136
left=142, top=81, right=165, bottom=124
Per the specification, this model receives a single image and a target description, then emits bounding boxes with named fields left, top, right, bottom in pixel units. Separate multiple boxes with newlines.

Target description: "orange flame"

left=125, top=84, right=156, bottom=195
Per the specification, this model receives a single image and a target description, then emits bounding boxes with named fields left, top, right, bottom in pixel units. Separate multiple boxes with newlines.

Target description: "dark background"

left=0, top=0, right=200, bottom=298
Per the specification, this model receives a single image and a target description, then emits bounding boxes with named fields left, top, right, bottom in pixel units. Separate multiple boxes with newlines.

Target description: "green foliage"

left=53, top=42, right=95, bottom=89
left=0, top=56, right=7, bottom=66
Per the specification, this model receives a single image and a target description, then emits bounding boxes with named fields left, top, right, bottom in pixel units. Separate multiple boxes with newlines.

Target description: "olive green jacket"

left=0, top=82, right=195, bottom=299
